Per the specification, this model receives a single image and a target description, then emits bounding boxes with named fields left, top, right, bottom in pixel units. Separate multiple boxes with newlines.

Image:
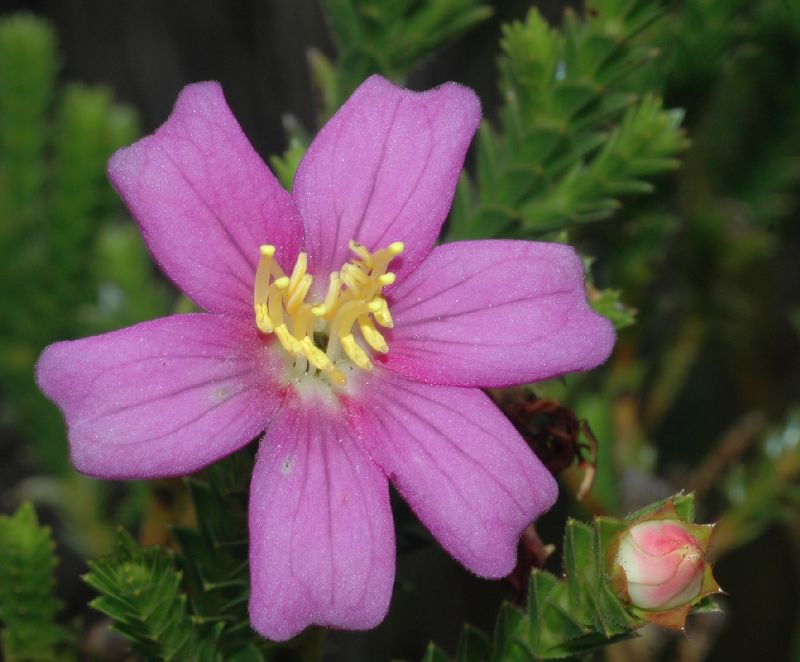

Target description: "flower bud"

left=614, top=520, right=705, bottom=610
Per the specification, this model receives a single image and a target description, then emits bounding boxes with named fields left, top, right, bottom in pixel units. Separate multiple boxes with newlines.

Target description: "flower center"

left=253, top=240, right=403, bottom=387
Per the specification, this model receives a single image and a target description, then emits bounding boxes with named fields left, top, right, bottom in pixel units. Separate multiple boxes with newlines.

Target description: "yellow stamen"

left=348, top=240, right=374, bottom=268
left=359, top=317, right=389, bottom=353
left=287, top=274, right=313, bottom=314
left=341, top=333, right=373, bottom=370
left=301, top=337, right=335, bottom=372
left=313, top=272, right=341, bottom=317
left=267, top=277, right=289, bottom=329
left=292, top=304, right=314, bottom=340
left=340, top=263, right=371, bottom=295
left=288, top=252, right=307, bottom=293
left=254, top=303, right=273, bottom=333
left=370, top=242, right=405, bottom=278
left=275, top=324, right=301, bottom=355
left=372, top=297, right=394, bottom=328
left=251, top=240, right=403, bottom=386
left=328, top=299, right=373, bottom=351
left=254, top=245, right=275, bottom=304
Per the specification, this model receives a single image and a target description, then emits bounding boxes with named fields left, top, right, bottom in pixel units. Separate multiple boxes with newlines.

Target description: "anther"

left=315, top=273, right=341, bottom=318
left=288, top=252, right=308, bottom=293
left=359, top=318, right=389, bottom=353
left=268, top=279, right=288, bottom=328
left=341, top=334, right=373, bottom=370
left=254, top=244, right=277, bottom=307
left=287, top=273, right=313, bottom=314
left=372, top=298, right=394, bottom=327
left=300, top=337, right=335, bottom=372
left=254, top=303, right=273, bottom=333
left=275, top=325, right=301, bottom=355
left=349, top=240, right=374, bottom=268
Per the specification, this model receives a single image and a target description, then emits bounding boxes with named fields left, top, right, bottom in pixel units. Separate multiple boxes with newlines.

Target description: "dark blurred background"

left=0, top=0, right=577, bottom=151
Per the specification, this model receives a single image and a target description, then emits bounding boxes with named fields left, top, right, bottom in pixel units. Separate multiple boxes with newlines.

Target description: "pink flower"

left=614, top=520, right=705, bottom=610
left=36, top=76, right=614, bottom=640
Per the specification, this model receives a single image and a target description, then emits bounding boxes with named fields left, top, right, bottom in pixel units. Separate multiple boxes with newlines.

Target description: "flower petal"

left=249, top=400, right=395, bottom=641
left=347, top=370, right=557, bottom=577
left=382, top=240, right=615, bottom=387
left=293, top=75, right=480, bottom=280
left=627, top=556, right=704, bottom=610
left=35, top=314, right=285, bottom=478
left=108, top=82, right=303, bottom=316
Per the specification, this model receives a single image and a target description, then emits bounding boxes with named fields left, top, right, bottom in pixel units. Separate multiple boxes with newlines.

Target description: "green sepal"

left=563, top=519, right=594, bottom=614
left=529, top=572, right=584, bottom=657
left=490, top=602, right=527, bottom=662
left=690, top=595, right=723, bottom=615
left=623, top=492, right=696, bottom=524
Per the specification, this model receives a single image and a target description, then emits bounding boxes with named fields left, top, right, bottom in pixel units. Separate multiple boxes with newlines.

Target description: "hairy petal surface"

left=294, top=75, right=480, bottom=281
left=108, top=82, right=303, bottom=316
left=347, top=370, right=557, bottom=577
left=36, top=314, right=284, bottom=478
left=382, top=240, right=615, bottom=387
left=249, top=400, right=395, bottom=641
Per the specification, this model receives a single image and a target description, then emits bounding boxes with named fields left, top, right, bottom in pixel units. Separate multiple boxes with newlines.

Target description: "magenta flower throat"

left=36, top=76, right=615, bottom=641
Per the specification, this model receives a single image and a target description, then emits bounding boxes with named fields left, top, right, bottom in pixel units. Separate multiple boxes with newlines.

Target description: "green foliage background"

left=0, top=1, right=799, bottom=660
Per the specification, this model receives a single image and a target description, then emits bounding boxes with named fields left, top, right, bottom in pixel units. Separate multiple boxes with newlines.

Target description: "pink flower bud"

left=614, top=520, right=705, bottom=610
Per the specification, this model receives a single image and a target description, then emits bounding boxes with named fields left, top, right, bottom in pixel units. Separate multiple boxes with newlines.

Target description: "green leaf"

left=423, top=493, right=727, bottom=661
left=422, top=497, right=726, bottom=661
left=270, top=137, right=306, bottom=191
left=589, top=287, right=637, bottom=330
left=0, top=13, right=57, bottom=223
left=84, top=529, right=207, bottom=661
left=0, top=503, right=73, bottom=662
left=447, top=0, right=687, bottom=240
left=268, top=114, right=309, bottom=191
left=173, top=449, right=286, bottom=658
left=320, top=0, right=491, bottom=115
